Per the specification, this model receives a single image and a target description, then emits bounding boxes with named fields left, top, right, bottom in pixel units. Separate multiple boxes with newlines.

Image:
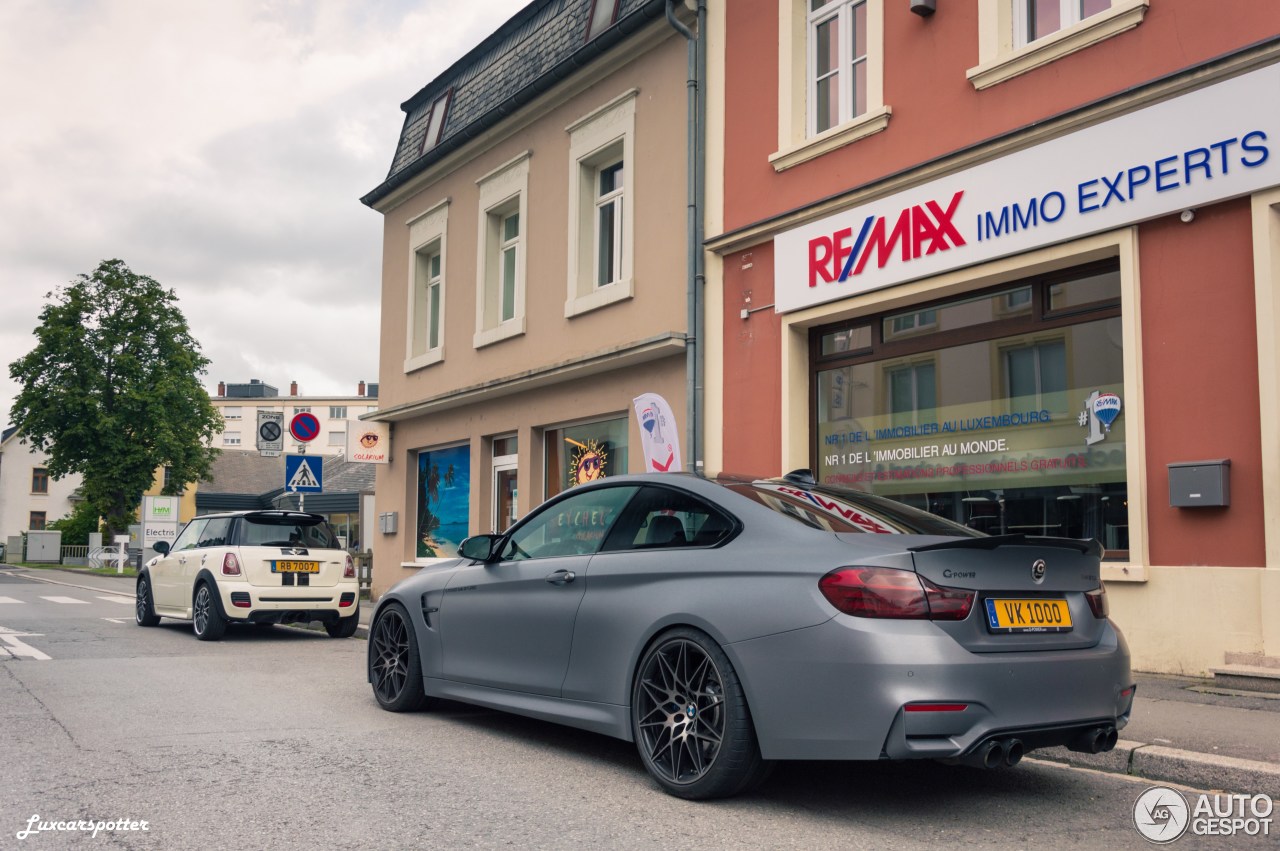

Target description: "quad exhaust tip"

left=1067, top=725, right=1118, bottom=754
left=953, top=737, right=1025, bottom=769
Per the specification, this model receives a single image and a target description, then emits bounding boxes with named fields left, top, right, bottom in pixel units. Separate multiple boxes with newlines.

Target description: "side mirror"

left=152, top=540, right=171, bottom=555
left=458, top=534, right=500, bottom=562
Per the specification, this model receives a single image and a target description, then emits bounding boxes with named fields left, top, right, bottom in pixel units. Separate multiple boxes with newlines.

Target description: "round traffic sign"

left=289, top=412, right=321, bottom=442
left=259, top=420, right=282, bottom=443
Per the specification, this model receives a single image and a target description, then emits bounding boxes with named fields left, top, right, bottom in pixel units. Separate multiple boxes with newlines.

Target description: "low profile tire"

left=631, top=627, right=768, bottom=800
left=369, top=603, right=431, bottom=712
left=135, top=576, right=161, bottom=627
left=193, top=583, right=227, bottom=642
left=326, top=606, right=360, bottom=639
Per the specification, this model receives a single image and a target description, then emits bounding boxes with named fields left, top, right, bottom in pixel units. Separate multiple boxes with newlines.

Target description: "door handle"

left=544, top=570, right=576, bottom=585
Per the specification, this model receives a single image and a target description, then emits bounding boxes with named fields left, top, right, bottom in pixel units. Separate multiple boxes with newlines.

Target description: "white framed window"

left=329, top=406, right=347, bottom=419
left=417, top=88, right=452, bottom=154
left=224, top=431, right=241, bottom=446
left=585, top=0, right=619, bottom=40
left=1015, top=0, right=1112, bottom=47
left=968, top=0, right=1147, bottom=90
left=566, top=91, right=636, bottom=317
left=329, top=431, right=346, bottom=447
left=293, top=406, right=311, bottom=414
left=223, top=406, right=242, bottom=420
left=808, top=0, right=867, bottom=137
left=772, top=0, right=888, bottom=172
left=475, top=152, right=530, bottom=348
left=406, top=198, right=449, bottom=371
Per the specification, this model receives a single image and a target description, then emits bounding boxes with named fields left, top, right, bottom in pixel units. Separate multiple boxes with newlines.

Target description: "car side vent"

left=782, top=468, right=817, bottom=486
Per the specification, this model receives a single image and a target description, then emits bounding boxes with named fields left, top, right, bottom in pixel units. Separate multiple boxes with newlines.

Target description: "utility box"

left=26, top=530, right=62, bottom=563
left=1168, top=459, right=1231, bottom=508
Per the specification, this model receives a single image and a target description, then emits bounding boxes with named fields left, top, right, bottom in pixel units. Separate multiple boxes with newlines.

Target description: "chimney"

left=290, top=381, right=298, bottom=396
left=358, top=380, right=366, bottom=397
left=217, top=381, right=225, bottom=397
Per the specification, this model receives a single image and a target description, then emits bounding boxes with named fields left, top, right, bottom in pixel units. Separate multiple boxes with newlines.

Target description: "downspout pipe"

left=667, top=0, right=705, bottom=473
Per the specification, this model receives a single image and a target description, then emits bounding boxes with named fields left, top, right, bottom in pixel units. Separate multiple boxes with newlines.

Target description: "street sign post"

left=257, top=410, right=284, bottom=456
left=285, top=454, right=323, bottom=494
left=289, top=412, right=321, bottom=444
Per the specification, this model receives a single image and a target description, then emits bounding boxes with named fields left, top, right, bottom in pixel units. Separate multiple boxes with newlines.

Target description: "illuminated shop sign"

left=777, top=63, right=1280, bottom=313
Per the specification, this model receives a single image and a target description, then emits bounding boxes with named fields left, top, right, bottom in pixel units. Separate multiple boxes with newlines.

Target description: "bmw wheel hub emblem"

left=1031, top=559, right=1047, bottom=584
left=686, top=705, right=696, bottom=719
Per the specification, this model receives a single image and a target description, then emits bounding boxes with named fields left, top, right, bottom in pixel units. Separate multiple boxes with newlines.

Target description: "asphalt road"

left=0, top=569, right=1263, bottom=850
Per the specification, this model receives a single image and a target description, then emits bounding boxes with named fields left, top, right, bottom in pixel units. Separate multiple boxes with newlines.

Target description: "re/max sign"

left=808, top=191, right=966, bottom=288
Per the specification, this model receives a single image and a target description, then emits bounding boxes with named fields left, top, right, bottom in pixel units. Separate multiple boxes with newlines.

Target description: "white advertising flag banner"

left=632, top=393, right=682, bottom=473
left=346, top=421, right=390, bottom=464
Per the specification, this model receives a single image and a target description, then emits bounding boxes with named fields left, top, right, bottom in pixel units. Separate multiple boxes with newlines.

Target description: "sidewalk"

left=7, top=565, right=1279, bottom=799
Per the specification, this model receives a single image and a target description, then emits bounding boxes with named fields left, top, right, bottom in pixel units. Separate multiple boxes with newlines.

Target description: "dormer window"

left=586, top=0, right=619, bottom=40
left=418, top=89, right=453, bottom=154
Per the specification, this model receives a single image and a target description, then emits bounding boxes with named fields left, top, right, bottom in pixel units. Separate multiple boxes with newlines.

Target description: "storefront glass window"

left=544, top=418, right=629, bottom=498
left=417, top=444, right=472, bottom=558
left=814, top=264, right=1128, bottom=555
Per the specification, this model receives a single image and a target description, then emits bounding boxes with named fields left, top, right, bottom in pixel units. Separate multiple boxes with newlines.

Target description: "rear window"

left=237, top=515, right=341, bottom=549
left=725, top=480, right=982, bottom=537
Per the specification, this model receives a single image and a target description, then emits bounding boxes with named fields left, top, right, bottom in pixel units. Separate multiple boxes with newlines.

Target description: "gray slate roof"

left=362, top=0, right=667, bottom=207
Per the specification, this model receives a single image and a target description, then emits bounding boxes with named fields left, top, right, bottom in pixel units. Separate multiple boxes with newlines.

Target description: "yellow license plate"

left=984, top=598, right=1072, bottom=633
left=272, top=560, right=319, bottom=573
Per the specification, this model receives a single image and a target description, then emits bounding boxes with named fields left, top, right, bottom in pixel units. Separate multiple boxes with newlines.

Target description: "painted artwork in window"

left=417, top=444, right=471, bottom=558
left=544, top=418, right=628, bottom=498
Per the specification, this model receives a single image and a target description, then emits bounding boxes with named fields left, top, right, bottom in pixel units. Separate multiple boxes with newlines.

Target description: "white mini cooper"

left=136, top=510, right=360, bottom=640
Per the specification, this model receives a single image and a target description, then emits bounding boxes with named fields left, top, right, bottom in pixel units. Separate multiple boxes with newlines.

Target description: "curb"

left=1034, top=740, right=1280, bottom=800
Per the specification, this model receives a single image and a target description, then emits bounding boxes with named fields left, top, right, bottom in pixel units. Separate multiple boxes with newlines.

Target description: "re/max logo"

left=808, top=191, right=967, bottom=288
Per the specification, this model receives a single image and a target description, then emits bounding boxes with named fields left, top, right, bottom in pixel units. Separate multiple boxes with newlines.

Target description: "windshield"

left=238, top=515, right=341, bottom=549
left=724, top=478, right=983, bottom=537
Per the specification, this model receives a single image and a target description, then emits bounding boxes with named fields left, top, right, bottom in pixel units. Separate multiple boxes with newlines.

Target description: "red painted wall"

left=723, top=0, right=1280, bottom=234
left=1139, top=199, right=1265, bottom=567
left=721, top=243, right=783, bottom=476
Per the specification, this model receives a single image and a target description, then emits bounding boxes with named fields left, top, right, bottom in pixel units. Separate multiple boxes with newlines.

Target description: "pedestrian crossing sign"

left=285, top=454, right=323, bottom=493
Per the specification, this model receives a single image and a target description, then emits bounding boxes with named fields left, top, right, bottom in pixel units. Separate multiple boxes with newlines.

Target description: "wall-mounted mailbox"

left=1168, top=459, right=1230, bottom=508
left=378, top=511, right=398, bottom=534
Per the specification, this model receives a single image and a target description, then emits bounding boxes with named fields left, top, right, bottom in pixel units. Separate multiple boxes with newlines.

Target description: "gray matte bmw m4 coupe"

left=367, top=471, right=1133, bottom=799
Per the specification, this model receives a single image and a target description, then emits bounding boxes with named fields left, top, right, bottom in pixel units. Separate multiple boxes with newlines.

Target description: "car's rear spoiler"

left=908, top=534, right=1103, bottom=559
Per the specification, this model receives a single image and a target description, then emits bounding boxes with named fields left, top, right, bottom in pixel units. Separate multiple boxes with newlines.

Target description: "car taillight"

left=344, top=554, right=356, bottom=579
left=222, top=553, right=241, bottom=576
left=1086, top=583, right=1109, bottom=619
left=818, top=567, right=974, bottom=621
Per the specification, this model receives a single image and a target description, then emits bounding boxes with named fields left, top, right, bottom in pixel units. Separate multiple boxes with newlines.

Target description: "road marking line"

left=0, top=596, right=22, bottom=604
left=39, top=596, right=89, bottom=605
left=97, top=595, right=133, bottom=604
left=0, top=633, right=50, bottom=661
left=101, top=618, right=133, bottom=625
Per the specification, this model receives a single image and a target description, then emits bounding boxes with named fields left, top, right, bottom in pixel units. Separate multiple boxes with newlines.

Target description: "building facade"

left=210, top=379, right=379, bottom=456
left=0, top=426, right=82, bottom=544
left=707, top=0, right=1280, bottom=674
left=362, top=0, right=698, bottom=595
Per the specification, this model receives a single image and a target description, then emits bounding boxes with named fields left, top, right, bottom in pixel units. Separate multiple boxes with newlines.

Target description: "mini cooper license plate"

left=984, top=598, right=1072, bottom=633
left=272, top=560, right=319, bottom=573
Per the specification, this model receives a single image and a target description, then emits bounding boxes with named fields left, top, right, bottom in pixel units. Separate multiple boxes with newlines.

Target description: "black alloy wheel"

left=192, top=583, right=226, bottom=641
left=369, top=604, right=429, bottom=712
left=631, top=628, right=768, bottom=799
left=135, top=577, right=161, bottom=626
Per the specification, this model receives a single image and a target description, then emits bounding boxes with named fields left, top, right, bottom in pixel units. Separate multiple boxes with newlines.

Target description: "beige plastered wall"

left=775, top=216, right=1280, bottom=675
left=367, top=24, right=692, bottom=597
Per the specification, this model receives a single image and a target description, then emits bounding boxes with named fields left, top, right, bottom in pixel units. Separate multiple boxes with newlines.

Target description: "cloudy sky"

left=0, top=0, right=529, bottom=426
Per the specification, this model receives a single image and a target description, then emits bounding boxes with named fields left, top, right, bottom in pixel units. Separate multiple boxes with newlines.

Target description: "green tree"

left=9, top=259, right=221, bottom=535
left=47, top=501, right=102, bottom=546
